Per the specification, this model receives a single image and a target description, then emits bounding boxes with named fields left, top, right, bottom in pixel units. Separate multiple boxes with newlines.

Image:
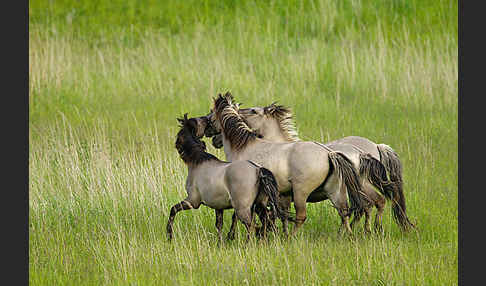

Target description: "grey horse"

left=166, top=114, right=288, bottom=242
left=212, top=102, right=415, bottom=234
left=204, top=92, right=372, bottom=237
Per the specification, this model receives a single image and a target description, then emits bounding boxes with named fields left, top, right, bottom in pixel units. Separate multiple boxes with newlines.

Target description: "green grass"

left=29, top=0, right=457, bottom=285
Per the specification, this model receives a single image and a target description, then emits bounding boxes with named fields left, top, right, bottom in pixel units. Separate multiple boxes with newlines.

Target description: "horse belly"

left=306, top=184, right=329, bottom=202
left=200, top=187, right=232, bottom=209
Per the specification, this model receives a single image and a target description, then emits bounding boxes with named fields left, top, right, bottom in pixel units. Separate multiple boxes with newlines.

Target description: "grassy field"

left=29, top=0, right=458, bottom=285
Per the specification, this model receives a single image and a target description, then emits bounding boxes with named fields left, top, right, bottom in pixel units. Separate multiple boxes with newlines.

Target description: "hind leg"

left=324, top=175, right=353, bottom=235
left=374, top=196, right=386, bottom=233
left=363, top=207, right=372, bottom=234
left=350, top=210, right=364, bottom=230
left=215, top=209, right=224, bottom=243
left=279, top=195, right=292, bottom=237
left=330, top=188, right=353, bottom=235
left=227, top=211, right=238, bottom=240
left=235, top=207, right=255, bottom=242
left=254, top=204, right=270, bottom=238
left=362, top=181, right=378, bottom=234
left=337, top=209, right=352, bottom=235
left=363, top=181, right=386, bottom=233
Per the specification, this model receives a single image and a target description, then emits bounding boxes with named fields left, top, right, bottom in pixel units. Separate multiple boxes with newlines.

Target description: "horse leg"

left=166, top=200, right=197, bottom=241
left=336, top=207, right=352, bottom=236
left=362, top=181, right=386, bottom=234
left=329, top=184, right=353, bottom=236
left=279, top=195, right=292, bottom=237
left=215, top=209, right=224, bottom=244
left=351, top=181, right=374, bottom=234
left=235, top=207, right=255, bottom=242
left=227, top=211, right=238, bottom=240
left=374, top=196, right=386, bottom=234
left=254, top=204, right=269, bottom=238
left=290, top=193, right=308, bottom=236
left=322, top=170, right=353, bottom=235
left=350, top=210, right=363, bottom=230
left=363, top=207, right=372, bottom=234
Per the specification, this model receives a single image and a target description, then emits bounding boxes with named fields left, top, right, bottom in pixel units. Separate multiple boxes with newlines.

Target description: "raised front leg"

left=166, top=200, right=195, bottom=241
left=215, top=209, right=224, bottom=243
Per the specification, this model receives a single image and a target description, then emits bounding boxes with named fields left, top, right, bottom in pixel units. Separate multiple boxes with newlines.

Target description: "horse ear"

left=223, top=92, right=233, bottom=104
left=176, top=117, right=184, bottom=125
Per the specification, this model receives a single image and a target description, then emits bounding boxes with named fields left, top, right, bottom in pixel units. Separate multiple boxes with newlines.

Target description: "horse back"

left=326, top=136, right=380, bottom=160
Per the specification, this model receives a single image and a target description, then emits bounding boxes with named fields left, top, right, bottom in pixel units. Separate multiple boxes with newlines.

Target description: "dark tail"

left=359, top=153, right=395, bottom=199
left=328, top=152, right=371, bottom=216
left=376, top=144, right=415, bottom=231
left=257, top=167, right=294, bottom=222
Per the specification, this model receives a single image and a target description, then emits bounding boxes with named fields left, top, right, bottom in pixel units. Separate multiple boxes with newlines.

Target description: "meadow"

left=29, top=0, right=458, bottom=285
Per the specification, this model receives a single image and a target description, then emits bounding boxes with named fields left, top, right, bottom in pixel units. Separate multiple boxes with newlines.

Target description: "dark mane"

left=264, top=103, right=300, bottom=141
left=175, top=117, right=219, bottom=165
left=213, top=92, right=261, bottom=151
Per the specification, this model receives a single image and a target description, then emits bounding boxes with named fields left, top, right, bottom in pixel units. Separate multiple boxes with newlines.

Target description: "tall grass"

left=30, top=0, right=457, bottom=285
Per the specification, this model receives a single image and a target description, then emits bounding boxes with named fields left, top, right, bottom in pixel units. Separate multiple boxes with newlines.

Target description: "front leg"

left=290, top=194, right=308, bottom=236
left=215, top=209, right=224, bottom=243
left=166, top=200, right=195, bottom=241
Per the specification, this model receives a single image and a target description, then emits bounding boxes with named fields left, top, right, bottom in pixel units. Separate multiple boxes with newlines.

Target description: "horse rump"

left=256, top=167, right=294, bottom=223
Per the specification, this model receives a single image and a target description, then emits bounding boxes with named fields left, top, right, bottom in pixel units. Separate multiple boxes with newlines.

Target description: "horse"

left=221, top=102, right=415, bottom=233
left=203, top=92, right=372, bottom=237
left=166, top=114, right=288, bottom=242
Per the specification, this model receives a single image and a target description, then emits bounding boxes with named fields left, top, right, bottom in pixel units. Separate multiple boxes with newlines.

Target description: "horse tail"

left=376, top=144, right=415, bottom=231
left=257, top=167, right=293, bottom=222
left=328, top=152, right=371, bottom=216
left=359, top=153, right=394, bottom=199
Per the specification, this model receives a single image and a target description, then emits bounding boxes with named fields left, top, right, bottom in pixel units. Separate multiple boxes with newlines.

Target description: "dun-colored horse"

left=210, top=102, right=415, bottom=233
left=166, top=114, right=287, bottom=242
left=204, top=92, right=372, bottom=236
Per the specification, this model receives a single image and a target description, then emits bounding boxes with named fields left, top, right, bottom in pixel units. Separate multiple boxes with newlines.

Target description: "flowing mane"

left=264, top=103, right=301, bottom=142
left=175, top=115, right=219, bottom=165
left=213, top=92, right=261, bottom=151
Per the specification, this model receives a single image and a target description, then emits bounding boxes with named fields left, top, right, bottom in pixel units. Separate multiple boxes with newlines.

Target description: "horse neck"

left=260, top=125, right=290, bottom=142
left=221, top=132, right=265, bottom=162
left=177, top=131, right=217, bottom=166
left=260, top=116, right=300, bottom=142
left=186, top=159, right=210, bottom=181
left=221, top=134, right=235, bottom=161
